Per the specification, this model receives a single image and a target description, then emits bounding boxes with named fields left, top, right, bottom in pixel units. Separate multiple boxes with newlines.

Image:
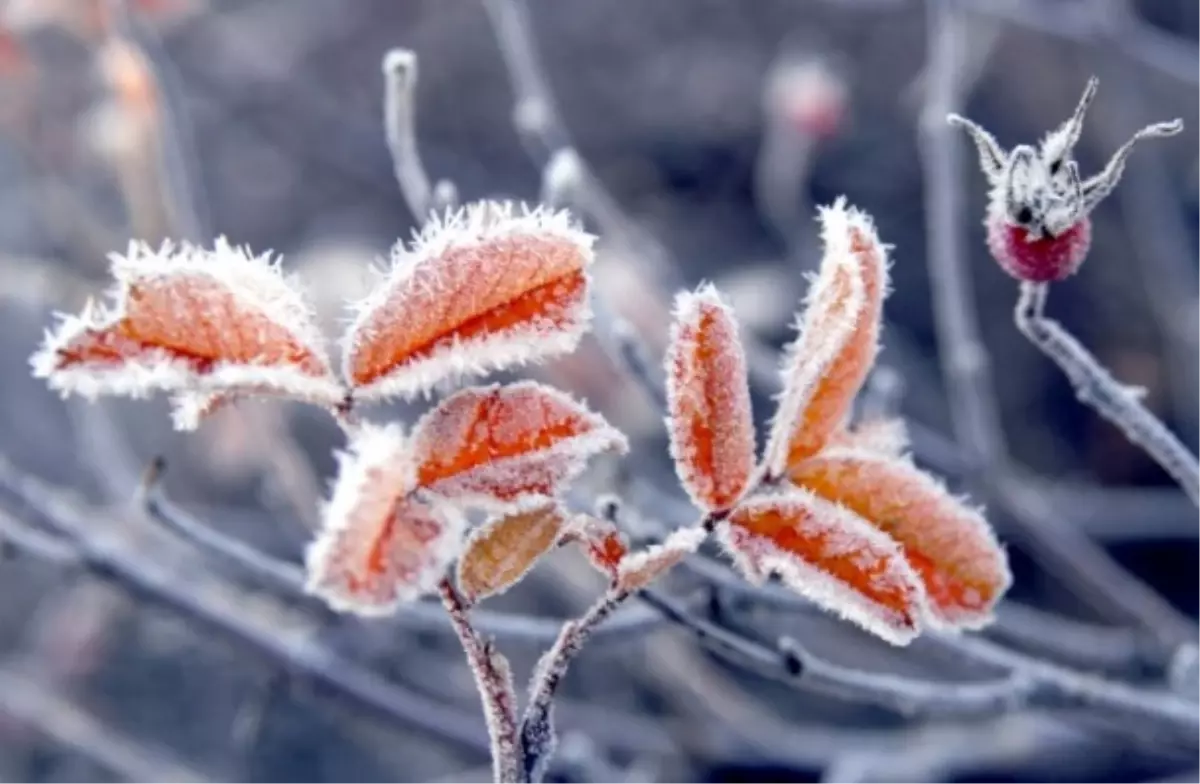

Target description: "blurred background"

left=0, top=0, right=1196, bottom=781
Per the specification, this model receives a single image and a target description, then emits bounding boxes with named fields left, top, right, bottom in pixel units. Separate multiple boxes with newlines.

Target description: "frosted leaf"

left=456, top=499, right=567, bottom=602
left=827, top=417, right=909, bottom=458
left=411, top=381, right=628, bottom=510
left=665, top=284, right=756, bottom=512
left=789, top=447, right=1010, bottom=630
left=723, top=490, right=927, bottom=645
left=341, top=201, right=596, bottom=401
left=764, top=199, right=889, bottom=475
left=306, top=424, right=464, bottom=614
left=562, top=513, right=628, bottom=581
left=30, top=239, right=343, bottom=424
left=616, top=526, right=706, bottom=594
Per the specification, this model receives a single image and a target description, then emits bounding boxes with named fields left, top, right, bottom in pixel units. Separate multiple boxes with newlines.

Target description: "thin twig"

left=382, top=49, right=457, bottom=219
left=1015, top=283, right=1199, bottom=505
left=520, top=589, right=627, bottom=783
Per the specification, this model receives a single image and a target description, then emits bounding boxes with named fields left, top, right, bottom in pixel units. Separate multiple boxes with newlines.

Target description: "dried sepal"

left=723, top=491, right=926, bottom=645
left=788, top=448, right=1010, bottom=629
left=31, top=239, right=343, bottom=422
left=615, top=526, right=706, bottom=594
left=306, top=424, right=464, bottom=614
left=456, top=499, right=568, bottom=602
left=341, top=202, right=596, bottom=401
left=665, top=284, right=756, bottom=512
left=764, top=199, right=888, bottom=476
left=411, top=381, right=627, bottom=510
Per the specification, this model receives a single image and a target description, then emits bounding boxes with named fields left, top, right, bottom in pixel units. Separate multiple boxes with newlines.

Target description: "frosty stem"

left=437, top=579, right=522, bottom=783
left=1014, top=282, right=1200, bottom=505
left=519, top=588, right=627, bottom=783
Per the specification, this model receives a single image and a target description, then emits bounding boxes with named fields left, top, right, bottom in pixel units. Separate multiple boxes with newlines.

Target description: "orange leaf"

left=765, top=199, right=888, bottom=475
left=723, top=490, right=926, bottom=645
left=31, top=239, right=343, bottom=428
left=411, top=381, right=627, bottom=509
left=615, top=527, right=706, bottom=593
left=456, top=501, right=568, bottom=602
left=788, top=449, right=1010, bottom=629
left=342, top=202, right=595, bottom=401
left=665, top=284, right=756, bottom=512
left=306, top=424, right=464, bottom=614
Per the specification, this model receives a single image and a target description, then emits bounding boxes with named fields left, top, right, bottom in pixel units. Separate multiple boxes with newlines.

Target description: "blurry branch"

left=919, top=0, right=1195, bottom=645
left=0, top=666, right=209, bottom=783
left=1015, top=283, right=1199, bottom=505
left=678, top=548, right=1172, bottom=679
left=0, top=453, right=492, bottom=757
left=140, top=458, right=674, bottom=645
left=0, top=508, right=82, bottom=566
left=641, top=588, right=1199, bottom=746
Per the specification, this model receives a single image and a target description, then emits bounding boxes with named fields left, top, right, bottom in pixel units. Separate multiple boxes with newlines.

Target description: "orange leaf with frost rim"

left=616, top=527, right=706, bottom=594
left=342, top=202, right=596, bottom=401
left=457, top=501, right=568, bottom=602
left=764, top=198, right=887, bottom=475
left=306, top=424, right=464, bottom=614
left=788, top=448, right=1011, bottom=629
left=411, top=381, right=628, bottom=510
left=722, top=490, right=928, bottom=645
left=665, top=284, right=756, bottom=512
left=30, top=239, right=343, bottom=428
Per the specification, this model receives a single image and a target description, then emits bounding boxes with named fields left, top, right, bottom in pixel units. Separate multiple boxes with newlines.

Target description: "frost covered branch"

left=1015, top=282, right=1199, bottom=505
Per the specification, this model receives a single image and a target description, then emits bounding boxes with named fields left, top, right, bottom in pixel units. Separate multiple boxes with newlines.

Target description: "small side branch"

left=383, top=49, right=446, bottom=219
left=1015, top=282, right=1199, bottom=505
left=520, top=590, right=626, bottom=783
left=438, top=580, right=522, bottom=783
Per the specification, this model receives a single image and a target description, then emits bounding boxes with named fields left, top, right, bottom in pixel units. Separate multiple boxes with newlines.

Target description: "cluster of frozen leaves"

left=32, top=202, right=640, bottom=612
left=663, top=198, right=1011, bottom=644
left=33, top=195, right=1011, bottom=640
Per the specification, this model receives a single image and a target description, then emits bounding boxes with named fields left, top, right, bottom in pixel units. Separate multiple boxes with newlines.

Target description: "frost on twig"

left=1015, top=282, right=1200, bottom=506
left=340, top=202, right=597, bottom=402
left=382, top=49, right=456, bottom=218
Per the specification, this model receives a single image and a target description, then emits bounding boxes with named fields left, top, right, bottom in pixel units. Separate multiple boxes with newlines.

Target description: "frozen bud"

left=950, top=77, right=1183, bottom=282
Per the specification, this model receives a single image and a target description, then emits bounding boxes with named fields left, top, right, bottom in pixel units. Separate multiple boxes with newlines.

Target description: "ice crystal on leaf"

left=722, top=492, right=927, bottom=645
left=410, top=381, right=627, bottom=511
left=615, top=526, right=706, bottom=594
left=306, top=424, right=464, bottom=615
left=789, top=448, right=1011, bottom=629
left=764, top=198, right=887, bottom=475
left=690, top=197, right=1011, bottom=643
left=341, top=202, right=596, bottom=402
left=665, top=284, right=756, bottom=513
left=457, top=500, right=568, bottom=603
left=31, top=239, right=343, bottom=429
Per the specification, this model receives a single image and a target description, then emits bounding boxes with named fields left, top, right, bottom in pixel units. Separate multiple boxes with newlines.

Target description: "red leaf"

left=765, top=199, right=888, bottom=475
left=306, top=424, right=463, bottom=614
left=31, top=239, right=343, bottom=428
left=456, top=500, right=568, bottom=602
left=342, top=202, right=595, bottom=401
left=665, top=284, right=756, bottom=512
left=723, top=490, right=927, bottom=645
left=788, top=449, right=1010, bottom=629
left=411, top=381, right=627, bottom=509
left=562, top=514, right=628, bottom=580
